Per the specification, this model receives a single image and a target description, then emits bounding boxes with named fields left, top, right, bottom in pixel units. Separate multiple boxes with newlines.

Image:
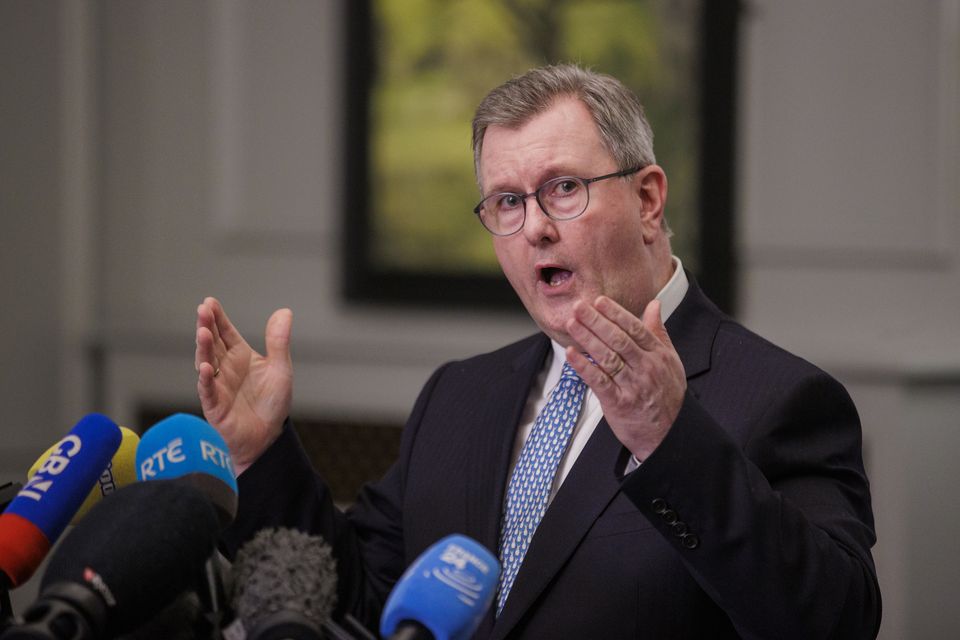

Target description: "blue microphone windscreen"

left=136, top=413, right=237, bottom=491
left=5, top=413, right=122, bottom=543
left=135, top=413, right=237, bottom=525
left=380, top=534, right=500, bottom=640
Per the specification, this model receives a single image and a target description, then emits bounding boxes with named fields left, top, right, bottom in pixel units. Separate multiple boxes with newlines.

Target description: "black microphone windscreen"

left=231, top=528, right=338, bottom=637
left=39, top=478, right=220, bottom=635
left=113, top=591, right=207, bottom=640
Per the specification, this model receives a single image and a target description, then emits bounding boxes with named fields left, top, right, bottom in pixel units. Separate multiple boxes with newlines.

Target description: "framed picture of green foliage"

left=344, top=0, right=738, bottom=313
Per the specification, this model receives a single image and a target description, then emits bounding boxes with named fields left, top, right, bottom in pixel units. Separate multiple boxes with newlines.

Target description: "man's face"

left=478, top=97, right=665, bottom=348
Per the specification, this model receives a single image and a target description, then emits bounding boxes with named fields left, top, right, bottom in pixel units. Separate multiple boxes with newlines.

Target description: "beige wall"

left=1, top=1, right=957, bottom=636
left=738, top=2, right=960, bottom=637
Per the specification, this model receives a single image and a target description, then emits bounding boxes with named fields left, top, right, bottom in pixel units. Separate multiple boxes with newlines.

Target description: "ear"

left=634, top=165, right=668, bottom=243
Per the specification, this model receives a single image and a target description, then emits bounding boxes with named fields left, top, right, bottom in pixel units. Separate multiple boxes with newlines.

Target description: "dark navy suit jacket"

left=221, top=281, right=881, bottom=639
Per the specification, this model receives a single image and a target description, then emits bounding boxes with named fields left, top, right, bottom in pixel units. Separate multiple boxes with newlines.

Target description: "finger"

left=195, top=323, right=202, bottom=372
left=641, top=299, right=674, bottom=348
left=565, top=346, right=618, bottom=393
left=197, top=299, right=222, bottom=348
left=196, top=300, right=229, bottom=376
left=205, top=296, right=245, bottom=350
left=195, top=324, right=216, bottom=372
left=594, top=296, right=661, bottom=352
left=567, top=301, right=640, bottom=375
left=197, top=360, right=219, bottom=414
left=195, top=301, right=220, bottom=370
left=264, top=308, right=293, bottom=365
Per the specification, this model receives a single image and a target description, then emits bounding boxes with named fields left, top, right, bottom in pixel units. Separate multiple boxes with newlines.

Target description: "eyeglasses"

left=472, top=166, right=643, bottom=236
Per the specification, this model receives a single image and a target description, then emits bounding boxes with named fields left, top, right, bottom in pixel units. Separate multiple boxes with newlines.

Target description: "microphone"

left=136, top=413, right=238, bottom=526
left=0, top=414, right=122, bottom=588
left=380, top=535, right=499, bottom=640
left=1, top=478, right=221, bottom=639
left=229, top=527, right=342, bottom=640
left=4, top=413, right=238, bottom=640
left=27, top=426, right=140, bottom=525
left=136, top=413, right=240, bottom=634
left=0, top=482, right=19, bottom=619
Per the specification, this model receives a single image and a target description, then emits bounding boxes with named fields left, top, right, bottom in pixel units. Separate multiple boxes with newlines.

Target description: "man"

left=195, top=65, right=880, bottom=638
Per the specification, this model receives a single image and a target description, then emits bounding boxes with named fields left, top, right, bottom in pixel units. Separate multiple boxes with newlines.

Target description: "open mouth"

left=539, top=266, right=573, bottom=287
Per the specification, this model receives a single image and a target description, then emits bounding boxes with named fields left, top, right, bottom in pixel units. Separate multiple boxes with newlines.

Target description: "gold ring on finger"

left=609, top=356, right=625, bottom=378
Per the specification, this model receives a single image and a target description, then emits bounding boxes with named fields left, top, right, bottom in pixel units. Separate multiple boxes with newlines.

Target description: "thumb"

left=264, top=308, right=293, bottom=365
left=643, top=299, right=673, bottom=347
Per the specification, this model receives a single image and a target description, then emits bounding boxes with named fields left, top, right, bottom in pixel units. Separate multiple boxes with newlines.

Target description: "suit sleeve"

left=621, top=370, right=881, bottom=639
left=218, top=363, right=451, bottom=631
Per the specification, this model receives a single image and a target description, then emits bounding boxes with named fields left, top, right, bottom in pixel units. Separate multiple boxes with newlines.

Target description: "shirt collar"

left=656, top=255, right=689, bottom=323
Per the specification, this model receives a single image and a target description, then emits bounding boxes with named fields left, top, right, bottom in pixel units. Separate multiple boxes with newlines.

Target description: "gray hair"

left=471, top=64, right=657, bottom=185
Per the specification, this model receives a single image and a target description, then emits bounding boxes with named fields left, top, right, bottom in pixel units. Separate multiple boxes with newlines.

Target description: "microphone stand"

left=197, top=551, right=234, bottom=640
left=342, top=614, right=377, bottom=640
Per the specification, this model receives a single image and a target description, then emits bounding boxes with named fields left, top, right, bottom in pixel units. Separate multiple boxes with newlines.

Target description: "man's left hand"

left=565, top=296, right=687, bottom=461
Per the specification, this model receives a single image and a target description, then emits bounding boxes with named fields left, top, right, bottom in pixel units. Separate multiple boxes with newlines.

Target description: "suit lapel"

left=465, top=336, right=552, bottom=560
left=466, top=336, right=551, bottom=640
left=666, top=275, right=724, bottom=381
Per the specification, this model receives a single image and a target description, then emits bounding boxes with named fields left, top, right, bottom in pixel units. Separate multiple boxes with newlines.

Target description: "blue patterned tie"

left=496, top=361, right=586, bottom=614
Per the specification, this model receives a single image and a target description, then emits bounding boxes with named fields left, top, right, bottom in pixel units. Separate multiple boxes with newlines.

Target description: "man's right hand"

left=195, top=297, right=293, bottom=475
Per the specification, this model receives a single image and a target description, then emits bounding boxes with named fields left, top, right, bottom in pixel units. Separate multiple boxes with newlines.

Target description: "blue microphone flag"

left=0, top=413, right=121, bottom=586
left=135, top=413, right=237, bottom=526
left=380, top=534, right=499, bottom=640
left=135, top=413, right=237, bottom=493
left=4, top=413, right=121, bottom=542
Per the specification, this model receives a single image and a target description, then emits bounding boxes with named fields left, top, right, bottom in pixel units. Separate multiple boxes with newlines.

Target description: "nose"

left=520, top=195, right=559, bottom=244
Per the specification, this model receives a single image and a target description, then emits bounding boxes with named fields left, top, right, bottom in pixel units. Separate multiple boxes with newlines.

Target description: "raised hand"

left=564, top=296, right=686, bottom=461
left=195, top=297, right=293, bottom=474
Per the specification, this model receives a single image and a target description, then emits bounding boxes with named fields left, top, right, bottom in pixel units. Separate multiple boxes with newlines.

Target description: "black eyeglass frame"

left=472, top=166, right=644, bottom=236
